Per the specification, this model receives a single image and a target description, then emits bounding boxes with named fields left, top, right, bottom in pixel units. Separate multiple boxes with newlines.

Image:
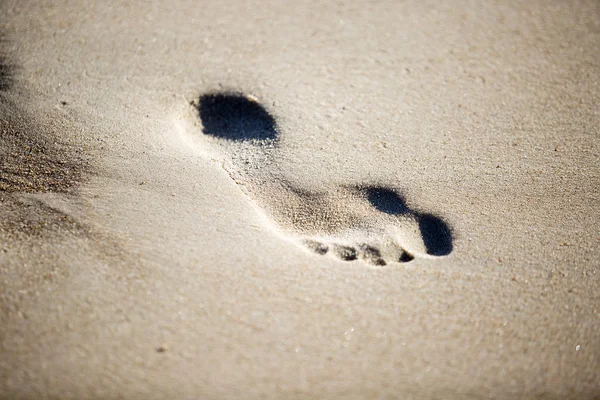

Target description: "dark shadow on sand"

left=415, top=213, right=453, bottom=256
left=197, top=92, right=278, bottom=142
left=364, top=186, right=453, bottom=256
left=365, top=187, right=410, bottom=215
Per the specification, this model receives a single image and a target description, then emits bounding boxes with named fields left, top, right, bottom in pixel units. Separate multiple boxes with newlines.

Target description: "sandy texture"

left=1, top=0, right=599, bottom=399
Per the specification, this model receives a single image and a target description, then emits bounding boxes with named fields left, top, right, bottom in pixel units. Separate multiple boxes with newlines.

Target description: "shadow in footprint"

left=416, top=213, right=453, bottom=256
left=365, top=187, right=410, bottom=215
left=363, top=186, right=453, bottom=256
left=197, top=92, right=278, bottom=142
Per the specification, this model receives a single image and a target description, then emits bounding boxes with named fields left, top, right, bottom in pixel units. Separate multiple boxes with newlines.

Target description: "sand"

left=1, top=0, right=599, bottom=399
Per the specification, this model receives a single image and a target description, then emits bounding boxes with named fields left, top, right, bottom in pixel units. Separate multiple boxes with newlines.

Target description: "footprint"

left=194, top=92, right=452, bottom=266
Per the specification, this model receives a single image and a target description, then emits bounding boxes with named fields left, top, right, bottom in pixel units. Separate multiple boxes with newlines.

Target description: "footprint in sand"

left=193, top=92, right=452, bottom=266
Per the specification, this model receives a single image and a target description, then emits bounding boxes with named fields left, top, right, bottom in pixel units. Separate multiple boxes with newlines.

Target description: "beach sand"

left=1, top=0, right=599, bottom=398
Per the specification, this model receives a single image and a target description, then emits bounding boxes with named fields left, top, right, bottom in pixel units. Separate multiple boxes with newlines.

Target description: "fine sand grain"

left=1, top=1, right=599, bottom=399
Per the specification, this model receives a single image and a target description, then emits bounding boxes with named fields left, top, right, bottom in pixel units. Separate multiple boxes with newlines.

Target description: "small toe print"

left=359, top=245, right=387, bottom=266
left=304, top=239, right=329, bottom=255
left=332, top=245, right=358, bottom=261
left=398, top=251, right=414, bottom=263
